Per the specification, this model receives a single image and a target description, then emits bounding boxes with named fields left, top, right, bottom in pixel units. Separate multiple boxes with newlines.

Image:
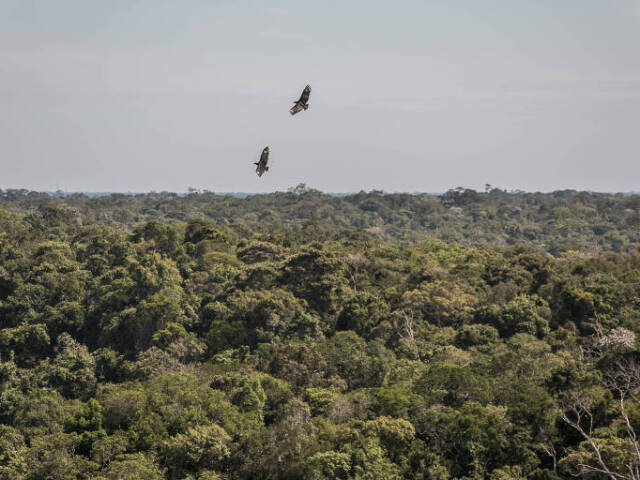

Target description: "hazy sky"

left=1, top=0, right=639, bottom=193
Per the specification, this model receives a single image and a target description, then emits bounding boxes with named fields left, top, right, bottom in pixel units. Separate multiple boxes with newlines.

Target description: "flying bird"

left=289, top=85, right=311, bottom=115
left=254, top=146, right=270, bottom=177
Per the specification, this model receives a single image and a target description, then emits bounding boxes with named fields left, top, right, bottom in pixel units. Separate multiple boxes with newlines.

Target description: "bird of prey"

left=254, top=146, right=270, bottom=177
left=289, top=85, right=311, bottom=115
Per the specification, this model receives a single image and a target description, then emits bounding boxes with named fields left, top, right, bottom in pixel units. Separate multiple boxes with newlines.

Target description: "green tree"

left=161, top=424, right=231, bottom=479
left=47, top=333, right=97, bottom=399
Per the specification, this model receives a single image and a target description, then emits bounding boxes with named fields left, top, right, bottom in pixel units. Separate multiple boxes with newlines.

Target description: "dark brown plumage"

left=254, top=146, right=270, bottom=177
left=289, top=85, right=311, bottom=115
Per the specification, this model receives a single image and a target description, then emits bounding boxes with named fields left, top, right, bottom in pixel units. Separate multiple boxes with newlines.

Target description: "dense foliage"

left=1, top=190, right=640, bottom=479
left=1, top=186, right=640, bottom=254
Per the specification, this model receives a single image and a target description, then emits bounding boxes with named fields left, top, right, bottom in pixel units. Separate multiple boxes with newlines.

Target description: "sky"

left=1, top=0, right=639, bottom=193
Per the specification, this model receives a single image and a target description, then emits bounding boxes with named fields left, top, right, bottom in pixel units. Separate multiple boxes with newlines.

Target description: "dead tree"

left=560, top=389, right=631, bottom=480
left=560, top=323, right=640, bottom=480
left=344, top=253, right=369, bottom=293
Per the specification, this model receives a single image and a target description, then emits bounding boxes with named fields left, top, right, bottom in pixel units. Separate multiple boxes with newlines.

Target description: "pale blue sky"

left=1, top=0, right=639, bottom=192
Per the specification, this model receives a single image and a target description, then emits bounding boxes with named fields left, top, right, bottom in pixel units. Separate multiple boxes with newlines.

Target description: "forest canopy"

left=1, top=189, right=640, bottom=479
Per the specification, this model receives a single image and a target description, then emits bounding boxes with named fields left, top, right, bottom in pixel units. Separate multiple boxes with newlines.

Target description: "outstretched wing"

left=260, top=147, right=269, bottom=166
left=289, top=103, right=305, bottom=115
left=256, top=147, right=269, bottom=177
left=298, top=85, right=311, bottom=105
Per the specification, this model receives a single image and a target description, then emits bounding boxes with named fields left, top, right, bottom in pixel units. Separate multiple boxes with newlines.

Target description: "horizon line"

left=2, top=188, right=640, bottom=197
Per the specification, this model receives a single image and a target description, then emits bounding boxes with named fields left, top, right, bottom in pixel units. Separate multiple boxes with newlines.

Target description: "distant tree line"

left=1, top=187, right=640, bottom=254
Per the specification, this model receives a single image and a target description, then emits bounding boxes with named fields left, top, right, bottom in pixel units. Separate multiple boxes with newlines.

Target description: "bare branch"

left=560, top=395, right=625, bottom=480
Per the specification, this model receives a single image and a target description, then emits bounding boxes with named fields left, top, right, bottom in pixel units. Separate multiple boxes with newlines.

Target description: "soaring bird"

left=289, top=85, right=311, bottom=115
left=254, top=146, right=270, bottom=177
